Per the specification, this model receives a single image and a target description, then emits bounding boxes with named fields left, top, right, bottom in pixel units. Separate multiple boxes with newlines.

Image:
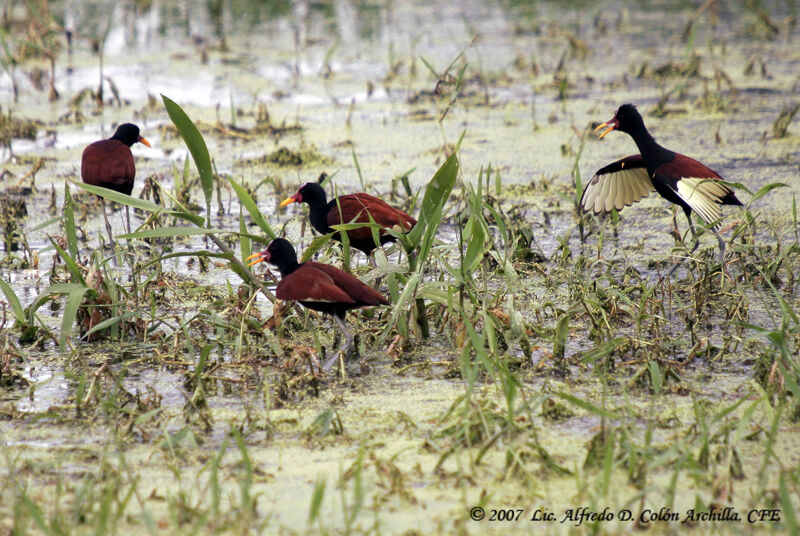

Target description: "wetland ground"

left=1, top=0, right=799, bottom=534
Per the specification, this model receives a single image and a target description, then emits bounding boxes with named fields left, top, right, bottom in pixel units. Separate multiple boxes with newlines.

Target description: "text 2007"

left=489, top=509, right=524, bottom=521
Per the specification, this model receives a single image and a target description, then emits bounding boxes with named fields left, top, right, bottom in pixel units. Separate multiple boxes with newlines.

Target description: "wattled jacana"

left=280, top=182, right=417, bottom=259
left=580, top=104, right=742, bottom=264
left=81, top=123, right=150, bottom=245
left=247, top=238, right=390, bottom=370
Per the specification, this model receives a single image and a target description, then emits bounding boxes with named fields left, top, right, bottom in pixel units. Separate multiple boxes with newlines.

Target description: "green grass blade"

left=30, top=216, right=60, bottom=233
left=49, top=237, right=85, bottom=285
left=779, top=473, right=798, bottom=533
left=748, top=182, right=788, bottom=206
left=308, top=476, right=326, bottom=524
left=379, top=272, right=421, bottom=341
left=16, top=485, right=54, bottom=535
left=556, top=392, right=619, bottom=419
left=580, top=337, right=626, bottom=364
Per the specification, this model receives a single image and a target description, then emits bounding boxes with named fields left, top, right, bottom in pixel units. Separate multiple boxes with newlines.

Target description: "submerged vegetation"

left=1, top=0, right=799, bottom=534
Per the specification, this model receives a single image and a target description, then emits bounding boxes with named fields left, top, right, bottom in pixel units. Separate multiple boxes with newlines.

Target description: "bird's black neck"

left=307, top=197, right=333, bottom=234
left=626, top=124, right=674, bottom=167
left=275, top=259, right=300, bottom=278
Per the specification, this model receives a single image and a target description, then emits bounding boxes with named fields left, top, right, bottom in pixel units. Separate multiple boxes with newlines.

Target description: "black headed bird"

left=580, top=104, right=742, bottom=263
left=247, top=238, right=390, bottom=370
left=280, top=182, right=417, bottom=259
left=81, top=123, right=151, bottom=243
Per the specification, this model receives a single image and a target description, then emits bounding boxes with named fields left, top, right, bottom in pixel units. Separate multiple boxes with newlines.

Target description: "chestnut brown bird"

left=81, top=123, right=150, bottom=245
left=280, top=182, right=417, bottom=259
left=247, top=238, right=390, bottom=370
left=580, top=104, right=742, bottom=263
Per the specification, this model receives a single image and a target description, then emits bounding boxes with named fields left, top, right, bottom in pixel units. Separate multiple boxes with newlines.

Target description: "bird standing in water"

left=81, top=123, right=150, bottom=246
left=580, top=104, right=742, bottom=264
left=247, top=238, right=390, bottom=370
left=280, top=182, right=417, bottom=260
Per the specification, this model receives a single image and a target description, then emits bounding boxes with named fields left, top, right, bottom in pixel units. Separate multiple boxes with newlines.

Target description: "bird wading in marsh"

left=81, top=123, right=151, bottom=247
left=579, top=104, right=742, bottom=270
left=247, top=238, right=390, bottom=370
left=280, top=181, right=417, bottom=262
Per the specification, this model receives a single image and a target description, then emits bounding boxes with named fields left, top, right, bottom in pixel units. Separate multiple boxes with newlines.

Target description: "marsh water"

left=1, top=0, right=799, bottom=534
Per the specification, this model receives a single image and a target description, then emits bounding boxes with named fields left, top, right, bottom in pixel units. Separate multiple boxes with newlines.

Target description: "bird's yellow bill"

left=594, top=122, right=614, bottom=139
left=139, top=136, right=152, bottom=147
left=246, top=253, right=264, bottom=266
left=279, top=197, right=297, bottom=208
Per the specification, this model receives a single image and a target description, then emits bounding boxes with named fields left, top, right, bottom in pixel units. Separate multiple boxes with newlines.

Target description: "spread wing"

left=80, top=140, right=135, bottom=187
left=658, top=154, right=742, bottom=225
left=328, top=193, right=416, bottom=241
left=276, top=264, right=355, bottom=304
left=579, top=155, right=655, bottom=214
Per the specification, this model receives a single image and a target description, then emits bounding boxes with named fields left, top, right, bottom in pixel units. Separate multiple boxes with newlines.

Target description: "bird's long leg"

left=368, top=253, right=385, bottom=290
left=125, top=205, right=132, bottom=236
left=713, top=228, right=726, bottom=263
left=685, top=210, right=699, bottom=255
left=670, top=210, right=698, bottom=276
left=323, top=315, right=354, bottom=370
left=101, top=198, right=115, bottom=251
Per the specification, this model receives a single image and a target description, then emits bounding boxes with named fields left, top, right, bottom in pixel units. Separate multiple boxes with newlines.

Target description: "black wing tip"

left=723, top=190, right=744, bottom=206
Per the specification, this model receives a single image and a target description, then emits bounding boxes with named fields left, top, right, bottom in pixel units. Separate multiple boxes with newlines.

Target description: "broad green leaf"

left=227, top=176, right=276, bottom=239
left=748, top=182, right=788, bottom=205
left=61, top=287, right=92, bottom=350
left=407, top=153, right=459, bottom=250
left=162, top=94, right=214, bottom=221
left=82, top=311, right=139, bottom=339
left=27, top=283, right=90, bottom=327
left=300, top=233, right=335, bottom=263
left=462, top=214, right=486, bottom=274
left=117, top=227, right=230, bottom=240
left=648, top=360, right=662, bottom=396
left=73, top=182, right=205, bottom=226
left=553, top=314, right=570, bottom=359
left=0, top=278, right=25, bottom=324
left=63, top=182, right=78, bottom=259
left=239, top=208, right=251, bottom=261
